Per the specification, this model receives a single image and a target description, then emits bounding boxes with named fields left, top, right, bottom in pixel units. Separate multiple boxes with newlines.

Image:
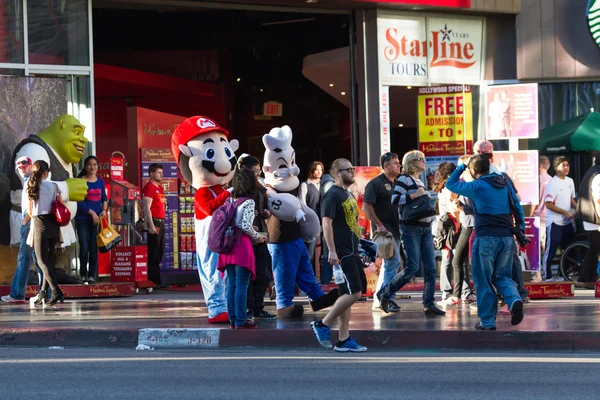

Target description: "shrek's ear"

left=229, top=139, right=239, bottom=153
left=60, top=120, right=65, bottom=130
left=179, top=144, right=193, bottom=158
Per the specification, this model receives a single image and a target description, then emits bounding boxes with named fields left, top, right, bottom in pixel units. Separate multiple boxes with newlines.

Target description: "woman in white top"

left=217, top=168, right=266, bottom=329
left=27, top=160, right=64, bottom=306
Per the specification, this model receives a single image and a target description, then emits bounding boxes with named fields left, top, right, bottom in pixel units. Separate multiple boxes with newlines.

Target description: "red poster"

left=110, top=157, right=125, bottom=180
left=352, top=166, right=383, bottom=297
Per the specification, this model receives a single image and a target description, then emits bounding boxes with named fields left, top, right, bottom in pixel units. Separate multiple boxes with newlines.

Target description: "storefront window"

left=0, top=0, right=24, bottom=63
left=0, top=68, right=23, bottom=75
left=538, top=83, right=579, bottom=130
left=66, top=75, right=93, bottom=167
left=27, top=0, right=89, bottom=66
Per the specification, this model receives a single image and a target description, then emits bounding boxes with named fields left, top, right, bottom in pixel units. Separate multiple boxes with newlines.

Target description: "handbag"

left=51, top=184, right=71, bottom=227
left=97, top=217, right=122, bottom=253
left=372, top=231, right=394, bottom=259
left=399, top=176, right=436, bottom=223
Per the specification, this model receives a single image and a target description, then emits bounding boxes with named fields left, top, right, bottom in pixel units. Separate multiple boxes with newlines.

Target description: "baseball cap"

left=171, top=116, right=229, bottom=164
left=473, top=140, right=494, bottom=155
left=15, top=156, right=32, bottom=166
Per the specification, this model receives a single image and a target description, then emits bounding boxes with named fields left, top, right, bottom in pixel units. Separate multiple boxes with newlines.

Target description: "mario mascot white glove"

left=171, top=116, right=238, bottom=324
left=262, top=125, right=338, bottom=318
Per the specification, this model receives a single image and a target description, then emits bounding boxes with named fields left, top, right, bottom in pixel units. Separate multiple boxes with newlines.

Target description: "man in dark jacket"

left=446, top=154, right=525, bottom=330
left=575, top=152, right=600, bottom=288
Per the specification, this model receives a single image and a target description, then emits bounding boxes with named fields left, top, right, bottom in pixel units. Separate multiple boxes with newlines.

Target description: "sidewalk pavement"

left=1, top=288, right=599, bottom=352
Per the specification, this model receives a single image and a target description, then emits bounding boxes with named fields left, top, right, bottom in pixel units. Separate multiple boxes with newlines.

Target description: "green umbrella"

left=527, top=112, right=600, bottom=153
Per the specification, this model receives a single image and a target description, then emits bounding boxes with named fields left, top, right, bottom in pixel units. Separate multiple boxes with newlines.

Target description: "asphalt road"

left=0, top=348, right=598, bottom=399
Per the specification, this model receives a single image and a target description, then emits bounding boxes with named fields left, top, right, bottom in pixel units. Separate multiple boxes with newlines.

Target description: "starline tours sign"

left=377, top=14, right=484, bottom=85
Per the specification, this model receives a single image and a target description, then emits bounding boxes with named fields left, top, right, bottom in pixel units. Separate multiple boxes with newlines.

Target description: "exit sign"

left=263, top=102, right=283, bottom=117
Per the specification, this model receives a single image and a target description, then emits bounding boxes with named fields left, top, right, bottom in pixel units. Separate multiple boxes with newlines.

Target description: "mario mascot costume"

left=171, top=116, right=238, bottom=324
left=263, top=125, right=338, bottom=318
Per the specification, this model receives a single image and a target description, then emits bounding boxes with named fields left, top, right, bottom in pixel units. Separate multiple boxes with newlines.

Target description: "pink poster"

left=486, top=83, right=539, bottom=139
left=492, top=150, right=539, bottom=205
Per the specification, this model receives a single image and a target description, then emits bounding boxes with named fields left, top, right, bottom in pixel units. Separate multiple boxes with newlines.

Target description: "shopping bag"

left=97, top=217, right=122, bottom=253
left=51, top=184, right=71, bottom=227
left=372, top=231, right=394, bottom=259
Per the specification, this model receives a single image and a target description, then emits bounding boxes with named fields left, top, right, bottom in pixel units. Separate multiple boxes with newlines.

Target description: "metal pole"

left=348, top=11, right=360, bottom=165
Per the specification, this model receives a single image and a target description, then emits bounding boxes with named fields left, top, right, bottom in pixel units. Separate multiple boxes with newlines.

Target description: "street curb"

left=0, top=328, right=139, bottom=348
left=3, top=327, right=600, bottom=352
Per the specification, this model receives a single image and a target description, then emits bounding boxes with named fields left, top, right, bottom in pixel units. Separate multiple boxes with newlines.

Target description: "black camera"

left=513, top=228, right=531, bottom=248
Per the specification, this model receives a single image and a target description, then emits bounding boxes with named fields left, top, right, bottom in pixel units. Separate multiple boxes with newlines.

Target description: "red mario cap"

left=171, top=116, right=229, bottom=163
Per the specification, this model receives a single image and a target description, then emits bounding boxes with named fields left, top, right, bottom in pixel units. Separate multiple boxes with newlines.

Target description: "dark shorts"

left=338, top=255, right=367, bottom=296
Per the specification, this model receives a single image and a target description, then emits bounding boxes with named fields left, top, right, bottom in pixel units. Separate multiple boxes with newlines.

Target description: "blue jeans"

left=374, top=238, right=401, bottom=302
left=268, top=238, right=325, bottom=309
left=76, top=219, right=99, bottom=280
left=472, top=236, right=521, bottom=329
left=10, top=221, right=36, bottom=299
left=226, top=265, right=251, bottom=327
left=380, top=225, right=436, bottom=308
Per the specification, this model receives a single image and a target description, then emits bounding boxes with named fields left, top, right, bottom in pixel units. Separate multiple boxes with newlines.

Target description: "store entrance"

left=91, top=4, right=353, bottom=284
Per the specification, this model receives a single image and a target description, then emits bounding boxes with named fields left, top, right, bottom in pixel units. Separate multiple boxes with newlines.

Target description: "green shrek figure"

left=10, top=115, right=89, bottom=270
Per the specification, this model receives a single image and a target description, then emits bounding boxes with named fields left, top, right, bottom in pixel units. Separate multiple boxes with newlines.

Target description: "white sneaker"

left=437, top=297, right=460, bottom=306
left=545, top=278, right=555, bottom=282
left=555, top=277, right=565, bottom=282
left=29, top=294, right=39, bottom=304
left=1, top=295, right=25, bottom=303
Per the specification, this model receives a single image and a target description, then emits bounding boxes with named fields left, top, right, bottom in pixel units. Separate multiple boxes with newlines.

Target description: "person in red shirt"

left=142, top=163, right=166, bottom=287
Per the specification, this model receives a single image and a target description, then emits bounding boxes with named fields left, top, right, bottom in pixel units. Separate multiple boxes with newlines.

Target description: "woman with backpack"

left=217, top=168, right=267, bottom=329
left=237, top=154, right=276, bottom=320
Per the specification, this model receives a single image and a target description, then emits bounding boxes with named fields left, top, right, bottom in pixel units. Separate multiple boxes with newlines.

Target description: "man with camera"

left=446, top=154, right=525, bottom=330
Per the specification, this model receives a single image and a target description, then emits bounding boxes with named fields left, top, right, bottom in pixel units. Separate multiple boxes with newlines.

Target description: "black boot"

left=310, top=289, right=339, bottom=311
left=33, top=290, right=46, bottom=306
left=47, top=288, right=65, bottom=306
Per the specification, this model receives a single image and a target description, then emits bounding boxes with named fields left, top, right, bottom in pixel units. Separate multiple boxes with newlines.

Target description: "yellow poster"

left=418, top=86, right=473, bottom=156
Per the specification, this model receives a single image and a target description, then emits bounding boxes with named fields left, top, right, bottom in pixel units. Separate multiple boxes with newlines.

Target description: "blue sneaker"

left=310, top=321, right=332, bottom=349
left=334, top=337, right=367, bottom=353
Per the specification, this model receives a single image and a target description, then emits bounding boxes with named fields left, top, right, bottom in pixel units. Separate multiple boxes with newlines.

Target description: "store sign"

left=110, top=157, right=125, bottom=180
left=263, top=101, right=283, bottom=117
left=379, top=86, right=391, bottom=154
left=377, top=14, right=484, bottom=85
left=417, top=85, right=472, bottom=156
left=588, top=0, right=600, bottom=47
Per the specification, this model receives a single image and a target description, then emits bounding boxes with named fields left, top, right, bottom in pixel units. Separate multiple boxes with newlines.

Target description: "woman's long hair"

left=232, top=168, right=258, bottom=199
left=28, top=160, right=50, bottom=201
left=78, top=155, right=99, bottom=178
left=431, top=162, right=457, bottom=193
left=237, top=154, right=260, bottom=170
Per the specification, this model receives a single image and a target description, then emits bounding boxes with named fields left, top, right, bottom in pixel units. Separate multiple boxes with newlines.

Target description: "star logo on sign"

left=429, top=131, right=434, bottom=136
left=440, top=24, right=452, bottom=41
left=457, top=130, right=463, bottom=136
